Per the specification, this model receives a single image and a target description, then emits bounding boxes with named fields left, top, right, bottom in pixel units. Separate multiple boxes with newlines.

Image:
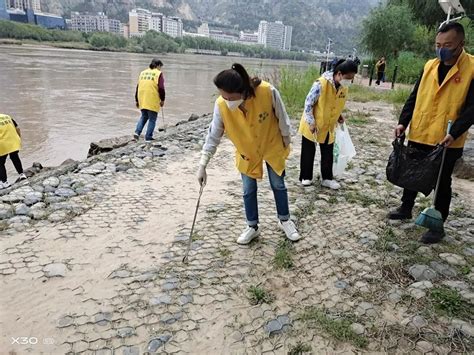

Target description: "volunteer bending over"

left=197, top=63, right=300, bottom=245
left=298, top=59, right=358, bottom=189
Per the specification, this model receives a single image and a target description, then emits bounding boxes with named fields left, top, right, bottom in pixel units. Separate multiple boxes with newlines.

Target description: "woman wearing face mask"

left=298, top=59, right=358, bottom=189
left=197, top=63, right=300, bottom=245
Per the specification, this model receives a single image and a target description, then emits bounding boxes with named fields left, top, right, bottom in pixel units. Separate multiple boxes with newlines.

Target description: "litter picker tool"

left=182, top=183, right=205, bottom=263
left=158, top=108, right=166, bottom=132
left=415, top=120, right=452, bottom=233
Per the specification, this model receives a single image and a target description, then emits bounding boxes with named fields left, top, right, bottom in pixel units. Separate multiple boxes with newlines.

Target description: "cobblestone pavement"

left=1, top=100, right=473, bottom=354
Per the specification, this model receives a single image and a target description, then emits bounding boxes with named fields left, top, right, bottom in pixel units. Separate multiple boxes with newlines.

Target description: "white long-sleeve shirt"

left=199, top=85, right=292, bottom=167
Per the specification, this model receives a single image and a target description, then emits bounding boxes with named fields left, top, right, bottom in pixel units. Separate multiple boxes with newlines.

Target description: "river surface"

left=0, top=45, right=311, bottom=171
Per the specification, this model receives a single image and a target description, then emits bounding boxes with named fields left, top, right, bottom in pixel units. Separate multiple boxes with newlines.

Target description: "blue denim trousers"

left=241, top=162, right=290, bottom=226
left=135, top=109, right=158, bottom=140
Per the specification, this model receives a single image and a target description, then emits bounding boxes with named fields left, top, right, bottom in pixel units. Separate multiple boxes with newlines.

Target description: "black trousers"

left=375, top=71, right=384, bottom=85
left=299, top=134, right=334, bottom=181
left=401, top=142, right=463, bottom=221
left=0, top=151, right=23, bottom=182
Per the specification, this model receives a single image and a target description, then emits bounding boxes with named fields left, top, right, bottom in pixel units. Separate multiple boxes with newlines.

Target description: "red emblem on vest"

left=455, top=76, right=461, bottom=83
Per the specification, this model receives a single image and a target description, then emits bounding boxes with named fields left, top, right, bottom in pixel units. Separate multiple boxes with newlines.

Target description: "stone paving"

left=0, top=100, right=473, bottom=354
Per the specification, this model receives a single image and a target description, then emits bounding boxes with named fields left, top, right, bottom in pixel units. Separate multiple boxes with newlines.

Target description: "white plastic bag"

left=333, top=123, right=356, bottom=176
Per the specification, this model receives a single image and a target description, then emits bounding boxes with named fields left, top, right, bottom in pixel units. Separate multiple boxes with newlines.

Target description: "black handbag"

left=386, top=135, right=443, bottom=196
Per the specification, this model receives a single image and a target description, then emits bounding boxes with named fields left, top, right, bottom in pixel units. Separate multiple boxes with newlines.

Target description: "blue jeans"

left=135, top=109, right=157, bottom=140
left=241, top=163, right=290, bottom=226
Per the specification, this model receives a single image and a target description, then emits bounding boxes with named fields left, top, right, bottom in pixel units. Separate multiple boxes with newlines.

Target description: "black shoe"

left=387, top=206, right=412, bottom=220
left=145, top=138, right=156, bottom=143
left=420, top=230, right=445, bottom=244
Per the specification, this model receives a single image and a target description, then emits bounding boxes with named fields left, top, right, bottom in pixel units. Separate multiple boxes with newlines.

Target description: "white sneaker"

left=0, top=181, right=11, bottom=190
left=279, top=220, right=301, bottom=241
left=321, top=179, right=341, bottom=190
left=301, top=179, right=313, bottom=186
left=237, top=226, right=260, bottom=245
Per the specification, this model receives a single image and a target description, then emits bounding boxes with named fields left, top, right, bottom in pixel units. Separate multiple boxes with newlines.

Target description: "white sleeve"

left=270, top=85, right=292, bottom=137
left=199, top=101, right=225, bottom=167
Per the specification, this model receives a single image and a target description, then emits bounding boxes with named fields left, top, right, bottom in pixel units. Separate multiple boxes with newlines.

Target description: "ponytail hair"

left=213, top=63, right=261, bottom=99
left=333, top=59, right=358, bottom=75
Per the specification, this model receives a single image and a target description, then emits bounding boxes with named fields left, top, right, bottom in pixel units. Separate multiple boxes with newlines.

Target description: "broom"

left=415, top=120, right=452, bottom=233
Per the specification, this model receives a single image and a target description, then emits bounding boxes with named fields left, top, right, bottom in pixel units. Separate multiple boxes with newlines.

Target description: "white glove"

left=197, top=165, right=207, bottom=186
left=282, top=136, right=291, bottom=147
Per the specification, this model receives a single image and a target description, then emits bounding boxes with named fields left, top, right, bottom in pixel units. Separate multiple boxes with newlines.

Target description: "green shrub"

left=386, top=51, right=426, bottom=84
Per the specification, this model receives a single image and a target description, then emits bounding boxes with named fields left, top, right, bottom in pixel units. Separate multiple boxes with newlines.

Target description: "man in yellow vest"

left=197, top=64, right=300, bottom=245
left=133, top=58, right=165, bottom=143
left=388, top=22, right=473, bottom=244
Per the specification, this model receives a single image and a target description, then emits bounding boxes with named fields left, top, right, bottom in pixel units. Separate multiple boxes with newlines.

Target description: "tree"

left=361, top=4, right=416, bottom=59
left=388, top=0, right=474, bottom=28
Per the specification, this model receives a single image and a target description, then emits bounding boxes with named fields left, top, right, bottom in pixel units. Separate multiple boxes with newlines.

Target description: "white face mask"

left=225, top=99, right=244, bottom=111
left=340, top=79, right=352, bottom=87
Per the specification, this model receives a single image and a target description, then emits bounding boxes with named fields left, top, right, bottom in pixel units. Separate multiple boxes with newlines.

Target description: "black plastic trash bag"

left=386, top=135, right=443, bottom=196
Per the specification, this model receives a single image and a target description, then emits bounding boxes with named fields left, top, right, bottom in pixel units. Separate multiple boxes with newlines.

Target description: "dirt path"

left=1, top=100, right=473, bottom=354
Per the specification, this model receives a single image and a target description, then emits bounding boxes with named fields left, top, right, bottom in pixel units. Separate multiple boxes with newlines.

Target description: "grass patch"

left=273, top=239, right=294, bottom=269
left=247, top=285, right=274, bottom=305
left=276, top=66, right=320, bottom=117
left=328, top=196, right=338, bottom=205
left=191, top=232, right=202, bottom=241
left=346, top=161, right=354, bottom=170
left=346, top=110, right=373, bottom=126
left=218, top=247, right=231, bottom=258
left=377, top=226, right=431, bottom=266
left=451, top=206, right=466, bottom=218
left=429, top=287, right=467, bottom=318
left=344, top=190, right=384, bottom=208
left=299, top=307, right=368, bottom=348
left=459, top=265, right=471, bottom=275
left=374, top=227, right=398, bottom=252
left=288, top=341, right=312, bottom=354
left=348, top=84, right=411, bottom=105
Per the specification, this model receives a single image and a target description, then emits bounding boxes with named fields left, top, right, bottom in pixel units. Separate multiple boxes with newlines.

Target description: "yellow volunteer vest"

left=409, top=51, right=473, bottom=148
left=217, top=81, right=290, bottom=179
left=138, top=68, right=161, bottom=112
left=298, top=77, right=348, bottom=144
left=0, top=114, right=21, bottom=156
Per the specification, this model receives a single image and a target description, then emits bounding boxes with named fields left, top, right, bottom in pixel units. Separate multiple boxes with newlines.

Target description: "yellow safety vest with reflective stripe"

left=138, top=68, right=161, bottom=112
left=0, top=114, right=21, bottom=156
left=217, top=81, right=289, bottom=179
left=408, top=51, right=473, bottom=148
left=298, top=77, right=348, bottom=144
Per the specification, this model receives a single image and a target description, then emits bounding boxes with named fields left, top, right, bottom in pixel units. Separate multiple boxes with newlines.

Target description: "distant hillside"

left=41, top=0, right=379, bottom=52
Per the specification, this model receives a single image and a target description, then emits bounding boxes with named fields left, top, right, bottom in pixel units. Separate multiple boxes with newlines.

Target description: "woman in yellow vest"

left=0, top=114, right=27, bottom=189
left=298, top=59, right=358, bottom=189
left=133, top=58, right=165, bottom=143
left=197, top=63, right=300, bottom=245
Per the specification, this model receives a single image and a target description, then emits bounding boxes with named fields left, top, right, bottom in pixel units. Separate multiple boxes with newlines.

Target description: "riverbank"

left=1, top=99, right=473, bottom=353
left=0, top=20, right=316, bottom=61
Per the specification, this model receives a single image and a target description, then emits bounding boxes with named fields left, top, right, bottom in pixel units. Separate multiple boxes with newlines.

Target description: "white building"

left=70, top=12, right=98, bottom=33
left=239, top=31, right=258, bottom=43
left=70, top=12, right=123, bottom=34
left=163, top=16, right=183, bottom=38
left=283, top=25, right=292, bottom=51
left=129, top=8, right=151, bottom=37
left=258, top=20, right=292, bottom=51
left=149, top=12, right=164, bottom=32
left=128, top=9, right=182, bottom=38
left=108, top=19, right=121, bottom=34
left=209, top=30, right=237, bottom=43
left=197, top=22, right=210, bottom=37
left=8, top=0, right=40, bottom=12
